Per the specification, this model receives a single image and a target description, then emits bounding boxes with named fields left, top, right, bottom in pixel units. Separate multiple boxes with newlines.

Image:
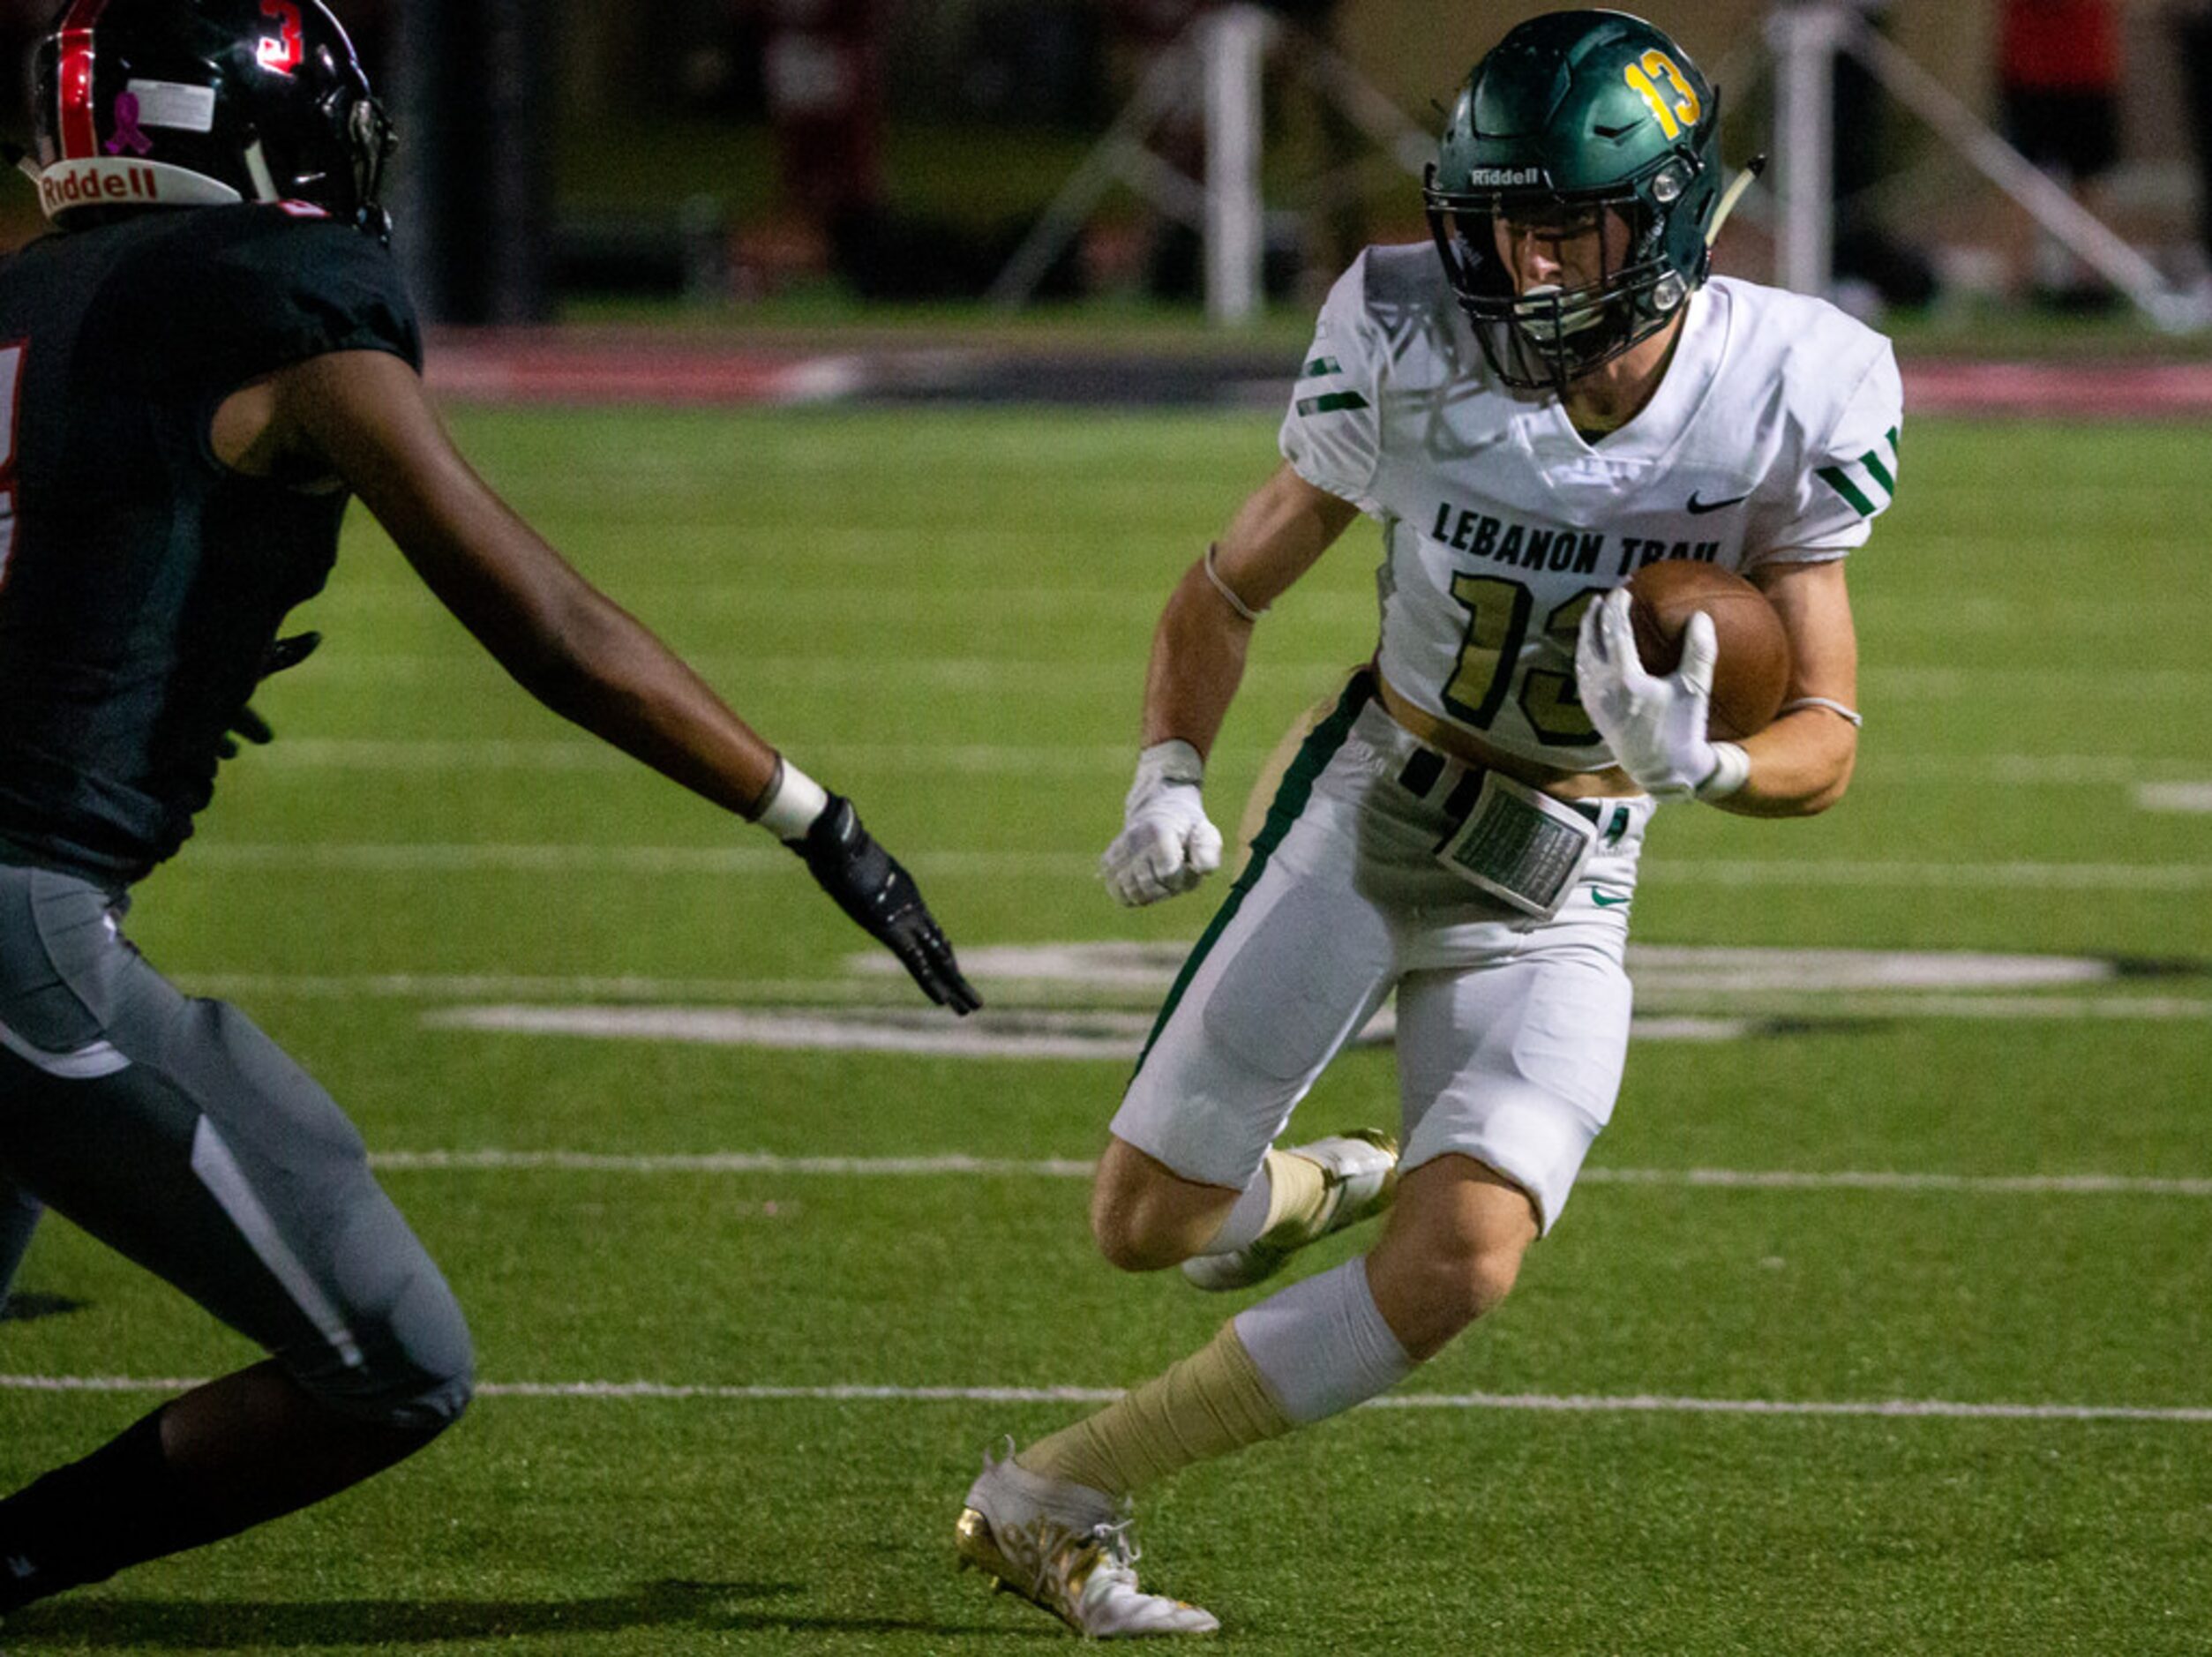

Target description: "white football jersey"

left=1278, top=244, right=1901, bottom=774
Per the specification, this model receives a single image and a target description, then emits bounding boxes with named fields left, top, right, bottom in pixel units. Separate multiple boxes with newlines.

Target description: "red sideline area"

left=427, top=333, right=867, bottom=405
left=1906, top=360, right=2212, bottom=416
left=424, top=330, right=2212, bottom=416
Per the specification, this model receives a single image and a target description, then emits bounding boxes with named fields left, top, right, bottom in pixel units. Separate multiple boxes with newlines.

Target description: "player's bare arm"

left=1100, top=464, right=1358, bottom=910
left=1142, top=463, right=1361, bottom=757
left=221, top=348, right=979, bottom=1013
left=1727, top=558, right=1859, bottom=817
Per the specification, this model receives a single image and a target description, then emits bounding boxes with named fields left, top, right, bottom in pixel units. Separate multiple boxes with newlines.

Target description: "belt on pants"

left=1372, top=674, right=1605, bottom=828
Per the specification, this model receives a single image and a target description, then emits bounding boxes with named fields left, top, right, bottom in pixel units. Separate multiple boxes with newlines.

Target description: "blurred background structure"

left=6, top=0, right=2212, bottom=336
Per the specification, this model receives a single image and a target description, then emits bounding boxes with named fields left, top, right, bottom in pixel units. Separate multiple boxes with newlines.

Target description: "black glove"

left=219, top=631, right=322, bottom=760
left=789, top=795, right=981, bottom=1016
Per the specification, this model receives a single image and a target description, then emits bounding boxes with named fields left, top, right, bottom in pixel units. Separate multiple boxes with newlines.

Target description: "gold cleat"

left=1181, top=1128, right=1399, bottom=1293
left=956, top=1443, right=1218, bottom=1638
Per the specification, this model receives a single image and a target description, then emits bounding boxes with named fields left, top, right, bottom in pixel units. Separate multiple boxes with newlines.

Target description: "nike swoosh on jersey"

left=1591, top=890, right=1631, bottom=907
left=1686, top=491, right=1751, bottom=514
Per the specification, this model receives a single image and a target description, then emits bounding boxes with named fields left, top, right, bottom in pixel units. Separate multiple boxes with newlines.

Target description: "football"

left=1624, top=559, right=1793, bottom=740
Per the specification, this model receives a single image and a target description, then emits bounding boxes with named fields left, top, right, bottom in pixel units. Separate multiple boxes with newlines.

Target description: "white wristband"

left=1694, top=741, right=1751, bottom=802
left=754, top=756, right=829, bottom=837
left=1134, top=738, right=1205, bottom=791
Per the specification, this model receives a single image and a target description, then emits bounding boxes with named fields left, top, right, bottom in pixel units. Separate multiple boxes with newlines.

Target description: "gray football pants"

left=0, top=862, right=471, bottom=1430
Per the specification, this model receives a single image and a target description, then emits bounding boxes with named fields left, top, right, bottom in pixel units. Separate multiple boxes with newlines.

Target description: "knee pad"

left=369, top=1264, right=475, bottom=1432
left=292, top=1263, right=475, bottom=1434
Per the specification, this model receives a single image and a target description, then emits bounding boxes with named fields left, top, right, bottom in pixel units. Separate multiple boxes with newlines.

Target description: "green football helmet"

left=1424, top=9, right=1724, bottom=392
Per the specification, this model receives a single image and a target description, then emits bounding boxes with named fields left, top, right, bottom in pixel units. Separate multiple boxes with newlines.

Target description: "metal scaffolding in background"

left=1769, top=0, right=2204, bottom=331
left=987, top=4, right=1431, bottom=326
left=1000, top=1, right=2208, bottom=332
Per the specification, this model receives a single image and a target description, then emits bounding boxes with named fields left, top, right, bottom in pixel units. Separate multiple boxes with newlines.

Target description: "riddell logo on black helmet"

left=1466, top=166, right=1547, bottom=188
left=38, top=160, right=161, bottom=213
left=36, top=157, right=242, bottom=219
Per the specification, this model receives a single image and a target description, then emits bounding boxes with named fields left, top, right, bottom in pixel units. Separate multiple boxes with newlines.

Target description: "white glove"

left=1575, top=589, right=1748, bottom=802
left=1101, top=739, right=1223, bottom=906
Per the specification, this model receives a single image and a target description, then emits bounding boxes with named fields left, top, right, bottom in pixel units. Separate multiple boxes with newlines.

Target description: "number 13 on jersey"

left=1440, top=574, right=1602, bottom=746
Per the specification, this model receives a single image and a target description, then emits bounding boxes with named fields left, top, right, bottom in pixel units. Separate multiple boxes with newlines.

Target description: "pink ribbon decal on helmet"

left=104, top=89, right=152, bottom=157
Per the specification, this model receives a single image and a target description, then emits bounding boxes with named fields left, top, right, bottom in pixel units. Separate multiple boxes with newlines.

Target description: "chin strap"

left=242, top=137, right=278, bottom=203
left=1706, top=154, right=1767, bottom=249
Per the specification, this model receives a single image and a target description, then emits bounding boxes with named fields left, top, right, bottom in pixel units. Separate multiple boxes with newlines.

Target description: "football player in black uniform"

left=0, top=0, right=978, bottom=1615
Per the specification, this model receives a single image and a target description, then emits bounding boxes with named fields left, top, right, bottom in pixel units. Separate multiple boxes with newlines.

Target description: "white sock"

left=1199, top=1165, right=1274, bottom=1256
left=1232, top=1257, right=1413, bottom=1424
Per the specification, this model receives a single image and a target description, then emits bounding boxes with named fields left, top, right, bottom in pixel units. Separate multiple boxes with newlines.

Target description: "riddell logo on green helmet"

left=1466, top=166, right=1548, bottom=188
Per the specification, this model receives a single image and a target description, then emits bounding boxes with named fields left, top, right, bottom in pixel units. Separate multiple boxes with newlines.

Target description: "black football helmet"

left=30, top=0, right=393, bottom=236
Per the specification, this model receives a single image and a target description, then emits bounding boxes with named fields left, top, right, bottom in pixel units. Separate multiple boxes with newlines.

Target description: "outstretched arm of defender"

left=224, top=349, right=979, bottom=1012
left=1103, top=465, right=1359, bottom=907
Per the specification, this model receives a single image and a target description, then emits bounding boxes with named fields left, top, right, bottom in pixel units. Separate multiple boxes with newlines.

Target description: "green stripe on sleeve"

left=1296, top=391, right=1369, bottom=416
left=1859, top=447, right=1896, bottom=499
left=1886, top=424, right=1901, bottom=457
left=1301, top=356, right=1342, bottom=379
left=1817, top=465, right=1877, bottom=517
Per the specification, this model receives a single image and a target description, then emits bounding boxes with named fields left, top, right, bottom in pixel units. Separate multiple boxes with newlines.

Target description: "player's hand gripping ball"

left=1623, top=559, right=1791, bottom=740
left=1576, top=562, right=1791, bottom=800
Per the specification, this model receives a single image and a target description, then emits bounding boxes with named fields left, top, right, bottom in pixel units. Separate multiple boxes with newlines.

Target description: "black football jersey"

left=0, top=204, right=420, bottom=884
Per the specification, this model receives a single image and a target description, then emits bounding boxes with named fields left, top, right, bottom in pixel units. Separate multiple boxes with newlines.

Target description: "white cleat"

left=1181, top=1129, right=1399, bottom=1292
left=956, top=1442, right=1218, bottom=1638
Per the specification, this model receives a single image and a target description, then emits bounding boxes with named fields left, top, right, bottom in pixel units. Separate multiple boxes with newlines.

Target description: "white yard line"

left=414, top=998, right=2202, bottom=1058
left=1863, top=668, right=2212, bottom=699
left=371, top=1149, right=1099, bottom=1177
left=230, top=739, right=2194, bottom=789
left=171, top=944, right=2160, bottom=1001
left=358, top=1149, right=2212, bottom=1197
left=1882, top=754, right=2182, bottom=785
left=273, top=649, right=2212, bottom=695
left=250, top=739, right=1133, bottom=776
left=1745, top=993, right=2212, bottom=1020
left=422, top=1004, right=1189, bottom=1060
left=1646, top=860, right=2212, bottom=890
left=175, top=843, right=2212, bottom=888
left=1576, top=1166, right=2212, bottom=1196
left=241, top=655, right=1346, bottom=692
left=0, top=1372, right=2205, bottom=1423
left=177, top=972, right=884, bottom=1001
left=2139, top=783, right=2212, bottom=814
left=184, top=980, right=2212, bottom=1022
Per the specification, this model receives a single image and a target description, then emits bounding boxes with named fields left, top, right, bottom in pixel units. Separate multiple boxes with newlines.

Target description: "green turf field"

left=4, top=407, right=2208, bottom=1654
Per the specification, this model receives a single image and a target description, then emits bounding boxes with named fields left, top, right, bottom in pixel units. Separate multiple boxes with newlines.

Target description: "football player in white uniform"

left=956, top=9, right=1898, bottom=1636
